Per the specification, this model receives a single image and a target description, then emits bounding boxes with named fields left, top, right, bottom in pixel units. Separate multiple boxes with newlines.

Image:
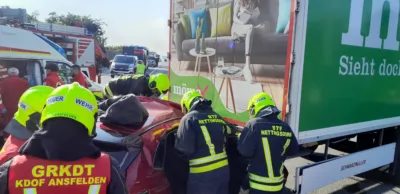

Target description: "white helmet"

left=7, top=67, right=19, bottom=76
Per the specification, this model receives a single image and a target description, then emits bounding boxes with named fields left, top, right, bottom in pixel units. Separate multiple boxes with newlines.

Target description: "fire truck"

left=20, top=22, right=107, bottom=82
left=0, top=25, right=106, bottom=143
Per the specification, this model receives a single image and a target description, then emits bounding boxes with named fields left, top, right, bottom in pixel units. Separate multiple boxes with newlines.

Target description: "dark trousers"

left=249, top=189, right=284, bottom=194
left=187, top=166, right=230, bottom=194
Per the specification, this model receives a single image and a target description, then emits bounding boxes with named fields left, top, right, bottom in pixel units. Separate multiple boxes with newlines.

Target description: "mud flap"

left=294, top=143, right=396, bottom=194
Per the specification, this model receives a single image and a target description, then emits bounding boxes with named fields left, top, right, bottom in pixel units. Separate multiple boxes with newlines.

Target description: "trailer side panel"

left=293, top=0, right=400, bottom=143
left=168, top=0, right=296, bottom=125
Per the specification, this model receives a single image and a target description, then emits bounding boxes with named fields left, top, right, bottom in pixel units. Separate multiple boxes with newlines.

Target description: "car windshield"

left=114, top=56, right=135, bottom=64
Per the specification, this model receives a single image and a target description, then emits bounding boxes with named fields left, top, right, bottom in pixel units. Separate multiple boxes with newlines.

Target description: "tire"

left=111, top=75, right=115, bottom=78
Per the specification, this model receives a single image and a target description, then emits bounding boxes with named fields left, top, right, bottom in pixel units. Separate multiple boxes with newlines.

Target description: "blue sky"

left=2, top=0, right=170, bottom=55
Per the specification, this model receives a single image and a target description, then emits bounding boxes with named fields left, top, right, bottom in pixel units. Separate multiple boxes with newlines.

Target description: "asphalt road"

left=99, top=67, right=400, bottom=194
left=285, top=144, right=400, bottom=194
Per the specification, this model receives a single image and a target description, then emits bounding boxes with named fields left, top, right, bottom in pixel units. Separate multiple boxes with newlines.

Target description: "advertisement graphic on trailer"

left=169, top=0, right=292, bottom=123
left=299, top=0, right=400, bottom=132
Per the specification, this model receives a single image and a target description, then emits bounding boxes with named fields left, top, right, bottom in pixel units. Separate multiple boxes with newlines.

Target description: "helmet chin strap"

left=90, top=131, right=97, bottom=139
left=90, top=113, right=98, bottom=138
left=26, top=112, right=42, bottom=133
left=151, top=88, right=161, bottom=97
left=187, top=98, right=201, bottom=112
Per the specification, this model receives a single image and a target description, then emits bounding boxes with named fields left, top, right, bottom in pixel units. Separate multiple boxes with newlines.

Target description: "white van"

left=0, top=25, right=103, bottom=98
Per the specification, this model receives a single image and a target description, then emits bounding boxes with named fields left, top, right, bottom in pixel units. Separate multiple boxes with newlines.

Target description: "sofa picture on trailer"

left=170, top=0, right=292, bottom=113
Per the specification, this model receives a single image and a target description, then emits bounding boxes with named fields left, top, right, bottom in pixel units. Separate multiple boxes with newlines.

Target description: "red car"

left=93, top=97, right=249, bottom=194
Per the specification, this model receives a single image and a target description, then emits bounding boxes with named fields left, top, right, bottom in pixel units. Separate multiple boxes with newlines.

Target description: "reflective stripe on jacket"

left=105, top=74, right=153, bottom=97
left=238, top=115, right=298, bottom=192
left=8, top=153, right=111, bottom=194
left=189, top=150, right=228, bottom=173
left=103, top=85, right=114, bottom=99
left=175, top=102, right=230, bottom=174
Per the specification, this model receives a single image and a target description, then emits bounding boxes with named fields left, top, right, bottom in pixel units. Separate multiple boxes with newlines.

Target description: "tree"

left=27, top=11, right=39, bottom=23
left=105, top=45, right=123, bottom=53
left=45, top=12, right=107, bottom=47
left=105, top=46, right=123, bottom=60
left=46, top=12, right=58, bottom=24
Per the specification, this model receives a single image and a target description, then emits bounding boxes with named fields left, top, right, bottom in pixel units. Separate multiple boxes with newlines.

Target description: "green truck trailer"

left=168, top=0, right=400, bottom=192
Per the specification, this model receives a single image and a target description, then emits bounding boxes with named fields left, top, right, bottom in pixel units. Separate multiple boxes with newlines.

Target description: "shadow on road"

left=329, top=177, right=400, bottom=194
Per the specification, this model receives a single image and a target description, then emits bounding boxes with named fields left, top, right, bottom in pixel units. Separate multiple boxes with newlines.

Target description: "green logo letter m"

left=341, top=0, right=399, bottom=51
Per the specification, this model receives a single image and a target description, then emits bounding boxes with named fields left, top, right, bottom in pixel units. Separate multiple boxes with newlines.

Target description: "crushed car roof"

left=97, top=96, right=183, bottom=135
